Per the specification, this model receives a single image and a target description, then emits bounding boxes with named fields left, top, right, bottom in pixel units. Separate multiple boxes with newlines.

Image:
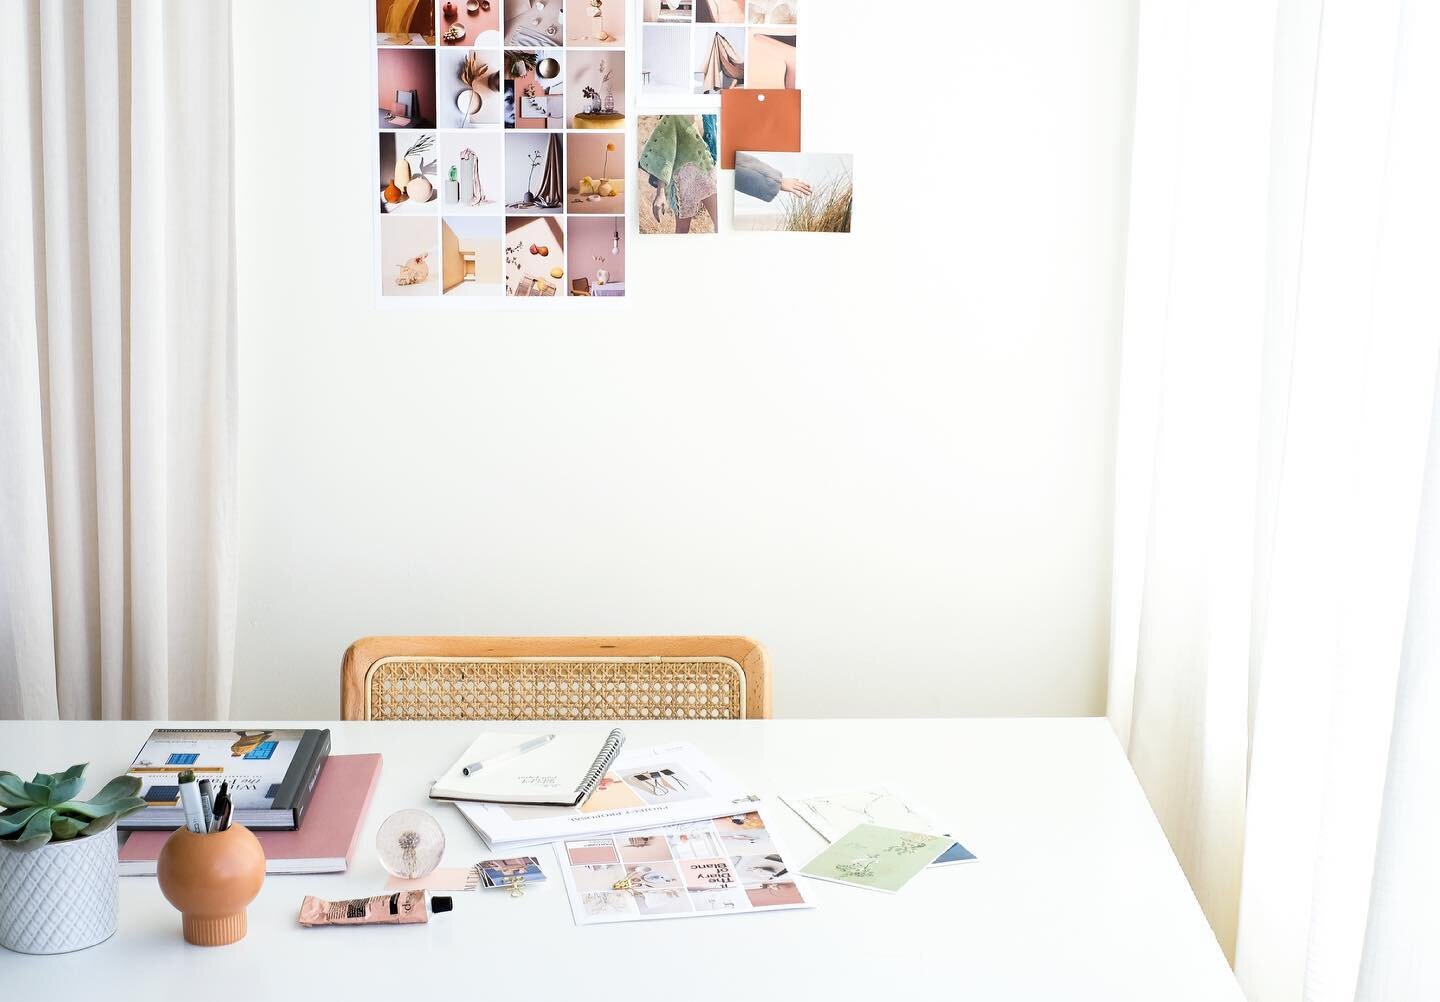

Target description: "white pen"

left=462, top=734, right=556, bottom=776
left=177, top=770, right=208, bottom=834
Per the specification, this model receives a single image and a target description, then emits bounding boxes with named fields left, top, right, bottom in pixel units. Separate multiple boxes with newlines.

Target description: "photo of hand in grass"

left=733, top=151, right=851, bottom=232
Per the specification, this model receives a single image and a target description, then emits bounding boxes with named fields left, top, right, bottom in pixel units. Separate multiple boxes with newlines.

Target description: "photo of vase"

left=406, top=175, right=434, bottom=202
left=395, top=156, right=412, bottom=189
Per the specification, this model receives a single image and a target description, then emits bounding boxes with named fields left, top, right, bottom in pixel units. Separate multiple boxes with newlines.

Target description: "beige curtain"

left=534, top=133, right=564, bottom=208
left=0, top=0, right=238, bottom=719
left=701, top=32, right=744, bottom=93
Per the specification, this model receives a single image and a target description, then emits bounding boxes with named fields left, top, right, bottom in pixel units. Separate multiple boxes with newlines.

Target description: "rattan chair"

left=341, top=636, right=770, bottom=721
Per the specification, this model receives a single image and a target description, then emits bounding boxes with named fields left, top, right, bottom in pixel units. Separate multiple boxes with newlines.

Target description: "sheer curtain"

left=1108, top=1, right=1440, bottom=1000
left=0, top=0, right=237, bottom=719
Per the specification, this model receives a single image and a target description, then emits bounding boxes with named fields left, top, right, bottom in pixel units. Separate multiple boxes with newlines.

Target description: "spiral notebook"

left=430, top=729, right=626, bottom=807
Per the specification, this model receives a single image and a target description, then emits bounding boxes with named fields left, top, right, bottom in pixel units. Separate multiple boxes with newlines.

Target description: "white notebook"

left=429, top=729, right=626, bottom=807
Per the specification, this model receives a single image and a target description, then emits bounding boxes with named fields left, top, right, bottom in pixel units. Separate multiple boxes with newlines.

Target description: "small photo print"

left=581, top=890, right=638, bottom=919
left=720, top=825, right=776, bottom=857
left=695, top=0, right=744, bottom=23
left=566, top=215, right=623, bottom=297
left=694, top=26, right=746, bottom=93
left=566, top=51, right=624, bottom=128
left=746, top=879, right=805, bottom=908
left=625, top=861, right=683, bottom=890
left=623, top=764, right=703, bottom=804
left=504, top=132, right=564, bottom=213
left=438, top=132, right=501, bottom=213
left=566, top=839, right=619, bottom=866
left=733, top=151, right=852, bottom=233
left=438, top=48, right=502, bottom=129
left=667, top=824, right=724, bottom=859
left=440, top=217, right=503, bottom=296
left=618, top=834, right=671, bottom=863
left=731, top=853, right=790, bottom=887
left=439, top=0, right=501, bottom=47
left=580, top=775, right=646, bottom=813
left=746, top=30, right=796, bottom=88
left=505, top=49, right=565, bottom=130
left=688, top=888, right=748, bottom=912
left=571, top=863, right=626, bottom=893
left=478, top=856, right=545, bottom=887
left=641, top=25, right=691, bottom=96
left=644, top=0, right=692, bottom=24
left=378, top=48, right=437, bottom=129
left=681, top=858, right=740, bottom=891
left=568, top=0, right=624, bottom=46
left=378, top=132, right=440, bottom=214
left=504, top=215, right=566, bottom=296
left=377, top=0, right=436, bottom=45
left=380, top=216, right=438, bottom=296
left=505, top=0, right=562, bottom=46
left=567, top=134, right=624, bottom=214
left=638, top=115, right=719, bottom=234
left=635, top=889, right=692, bottom=916
left=749, top=0, right=797, bottom=25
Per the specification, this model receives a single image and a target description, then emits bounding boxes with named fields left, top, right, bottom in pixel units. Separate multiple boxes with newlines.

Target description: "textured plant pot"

left=156, top=825, right=266, bottom=947
left=0, top=825, right=119, bottom=954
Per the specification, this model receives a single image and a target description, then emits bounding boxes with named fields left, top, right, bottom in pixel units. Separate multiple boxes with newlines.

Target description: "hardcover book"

left=119, top=727, right=331, bottom=831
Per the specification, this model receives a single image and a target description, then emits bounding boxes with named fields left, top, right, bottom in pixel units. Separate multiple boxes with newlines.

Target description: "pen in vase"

left=177, top=770, right=207, bottom=834
left=198, top=778, right=216, bottom=832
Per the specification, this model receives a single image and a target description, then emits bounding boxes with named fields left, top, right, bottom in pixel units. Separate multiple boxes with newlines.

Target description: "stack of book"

left=117, top=728, right=381, bottom=876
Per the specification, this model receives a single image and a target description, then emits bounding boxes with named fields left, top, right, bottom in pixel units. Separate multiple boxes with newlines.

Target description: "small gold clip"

left=505, top=875, right=526, bottom=898
left=611, top=876, right=632, bottom=891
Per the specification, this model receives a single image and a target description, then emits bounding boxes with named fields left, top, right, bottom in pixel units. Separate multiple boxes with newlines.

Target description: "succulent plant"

left=0, top=764, right=146, bottom=852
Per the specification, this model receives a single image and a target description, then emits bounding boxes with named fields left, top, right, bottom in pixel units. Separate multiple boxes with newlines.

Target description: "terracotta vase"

left=156, top=826, right=265, bottom=947
left=383, top=179, right=405, bottom=203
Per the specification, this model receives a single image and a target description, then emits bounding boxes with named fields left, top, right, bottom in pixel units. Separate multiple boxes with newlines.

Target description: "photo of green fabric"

left=639, top=115, right=717, bottom=215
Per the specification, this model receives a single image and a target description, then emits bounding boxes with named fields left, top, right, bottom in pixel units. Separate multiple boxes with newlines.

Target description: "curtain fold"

left=534, top=132, right=564, bottom=208
left=0, top=0, right=237, bottom=720
left=701, top=32, right=744, bottom=93
left=1111, top=1, right=1440, bottom=998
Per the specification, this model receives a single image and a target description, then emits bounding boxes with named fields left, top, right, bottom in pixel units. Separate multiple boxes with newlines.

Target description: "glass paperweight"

left=375, top=809, right=445, bottom=879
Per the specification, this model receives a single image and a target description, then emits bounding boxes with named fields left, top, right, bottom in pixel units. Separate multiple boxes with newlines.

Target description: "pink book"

left=119, top=753, right=382, bottom=876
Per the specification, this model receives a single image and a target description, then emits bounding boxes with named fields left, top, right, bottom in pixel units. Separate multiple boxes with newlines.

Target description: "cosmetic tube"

left=298, top=891, right=453, bottom=927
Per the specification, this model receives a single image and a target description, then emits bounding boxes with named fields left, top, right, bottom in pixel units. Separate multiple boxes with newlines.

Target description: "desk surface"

left=0, top=719, right=1241, bottom=1000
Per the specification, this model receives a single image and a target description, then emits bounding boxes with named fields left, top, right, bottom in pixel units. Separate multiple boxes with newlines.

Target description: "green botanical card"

left=800, top=823, right=955, bottom=893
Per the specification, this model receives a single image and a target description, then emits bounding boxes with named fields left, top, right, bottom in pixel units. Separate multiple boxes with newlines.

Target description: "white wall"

left=231, top=0, right=1138, bottom=719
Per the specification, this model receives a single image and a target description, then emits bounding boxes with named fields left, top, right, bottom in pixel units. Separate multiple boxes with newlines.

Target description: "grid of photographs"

left=640, top=0, right=797, bottom=101
left=375, top=0, right=627, bottom=299
left=559, top=810, right=813, bottom=924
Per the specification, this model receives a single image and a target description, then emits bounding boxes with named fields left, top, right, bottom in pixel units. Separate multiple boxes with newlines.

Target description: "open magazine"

left=454, top=743, right=758, bottom=851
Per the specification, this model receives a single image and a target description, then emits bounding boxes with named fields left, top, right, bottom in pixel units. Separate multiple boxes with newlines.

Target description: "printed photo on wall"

left=746, top=30, right=795, bottom=88
left=378, top=132, right=440, bottom=213
left=694, top=26, right=745, bottom=92
left=380, top=216, right=439, bottom=296
left=377, top=0, right=436, bottom=45
left=505, top=132, right=564, bottom=213
left=748, top=0, right=797, bottom=25
left=438, top=0, right=501, bottom=47
left=695, top=0, right=743, bottom=23
left=439, top=133, right=501, bottom=213
left=567, top=51, right=623, bottom=128
left=505, top=216, right=566, bottom=296
left=637, top=114, right=718, bottom=234
left=643, top=0, right=692, bottom=24
left=641, top=25, right=691, bottom=97
left=439, top=48, right=502, bottom=128
left=441, top=217, right=503, bottom=296
left=567, top=216, right=624, bottom=297
left=568, top=0, right=623, bottom=45
left=505, top=49, right=565, bottom=129
left=567, top=133, right=624, bottom=214
left=732, top=152, right=852, bottom=232
left=505, top=0, right=563, bottom=45
left=378, top=48, right=437, bottom=128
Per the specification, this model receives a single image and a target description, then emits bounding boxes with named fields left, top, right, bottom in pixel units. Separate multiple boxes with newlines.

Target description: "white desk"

left=0, top=719, right=1241, bottom=1000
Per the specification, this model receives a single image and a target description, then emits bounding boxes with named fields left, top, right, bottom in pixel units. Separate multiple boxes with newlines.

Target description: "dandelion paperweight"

left=375, top=808, right=446, bottom=879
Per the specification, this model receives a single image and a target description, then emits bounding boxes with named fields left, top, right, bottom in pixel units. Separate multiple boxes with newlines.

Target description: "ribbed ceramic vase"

left=0, top=825, right=119, bottom=955
left=156, top=825, right=266, bottom=946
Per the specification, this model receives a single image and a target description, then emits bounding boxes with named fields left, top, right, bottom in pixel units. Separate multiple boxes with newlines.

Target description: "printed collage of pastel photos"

left=564, top=811, right=808, bottom=922
left=376, top=0, right=627, bottom=299
left=640, top=0, right=797, bottom=98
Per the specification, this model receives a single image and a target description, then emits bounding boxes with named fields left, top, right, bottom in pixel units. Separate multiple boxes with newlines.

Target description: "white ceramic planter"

left=0, top=825, right=118, bottom=954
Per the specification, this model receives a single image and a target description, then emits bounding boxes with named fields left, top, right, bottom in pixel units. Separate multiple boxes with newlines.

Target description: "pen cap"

left=430, top=896, right=454, bottom=914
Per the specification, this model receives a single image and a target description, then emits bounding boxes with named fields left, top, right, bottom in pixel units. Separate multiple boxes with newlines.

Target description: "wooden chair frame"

left=341, top=635, right=771, bottom=720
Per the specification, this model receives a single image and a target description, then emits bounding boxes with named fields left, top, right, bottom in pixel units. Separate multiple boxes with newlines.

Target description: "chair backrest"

left=341, top=636, right=770, bottom=720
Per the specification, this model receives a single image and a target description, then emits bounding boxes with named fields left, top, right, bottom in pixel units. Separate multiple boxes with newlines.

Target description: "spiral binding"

left=576, top=728, right=627, bottom=797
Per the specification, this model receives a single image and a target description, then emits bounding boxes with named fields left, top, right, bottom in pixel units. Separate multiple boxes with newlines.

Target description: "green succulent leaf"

left=0, top=805, right=48, bottom=836
left=49, top=814, right=89, bottom=840
left=22, top=780, right=55, bottom=803
left=12, top=807, right=57, bottom=850
left=0, top=771, right=33, bottom=808
left=80, top=799, right=144, bottom=837
left=47, top=764, right=88, bottom=804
